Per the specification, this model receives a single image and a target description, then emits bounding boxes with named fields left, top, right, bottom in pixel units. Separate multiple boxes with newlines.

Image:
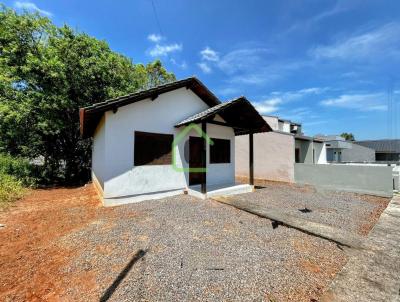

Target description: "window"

left=134, top=131, right=173, bottom=166
left=210, top=138, right=230, bottom=163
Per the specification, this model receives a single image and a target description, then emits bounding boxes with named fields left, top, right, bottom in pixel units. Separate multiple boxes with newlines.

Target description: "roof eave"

left=80, top=77, right=221, bottom=138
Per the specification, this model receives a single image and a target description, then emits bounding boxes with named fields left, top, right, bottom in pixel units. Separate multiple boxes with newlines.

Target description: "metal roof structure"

left=355, top=139, right=400, bottom=153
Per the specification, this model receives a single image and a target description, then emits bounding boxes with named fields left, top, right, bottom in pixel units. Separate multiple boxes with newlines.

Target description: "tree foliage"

left=340, top=132, right=355, bottom=141
left=0, top=6, right=176, bottom=184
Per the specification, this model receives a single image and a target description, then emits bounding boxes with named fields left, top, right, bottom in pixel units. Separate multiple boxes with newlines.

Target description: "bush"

left=0, top=173, right=25, bottom=206
left=0, top=153, right=37, bottom=186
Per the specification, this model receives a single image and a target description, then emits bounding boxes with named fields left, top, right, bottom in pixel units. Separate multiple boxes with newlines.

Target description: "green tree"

left=340, top=132, right=355, bottom=141
left=0, top=5, right=175, bottom=184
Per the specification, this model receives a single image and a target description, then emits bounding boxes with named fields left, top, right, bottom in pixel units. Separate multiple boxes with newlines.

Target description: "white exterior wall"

left=92, top=115, right=106, bottom=188
left=313, top=142, right=327, bottom=164
left=318, top=142, right=327, bottom=164
left=282, top=122, right=291, bottom=133
left=263, top=116, right=279, bottom=131
left=91, top=88, right=235, bottom=200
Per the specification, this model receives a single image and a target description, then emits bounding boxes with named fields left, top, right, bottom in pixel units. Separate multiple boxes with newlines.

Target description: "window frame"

left=209, top=138, right=231, bottom=164
left=134, top=131, right=174, bottom=166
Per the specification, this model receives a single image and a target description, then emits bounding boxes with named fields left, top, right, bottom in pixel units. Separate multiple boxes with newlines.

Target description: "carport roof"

left=175, top=97, right=272, bottom=135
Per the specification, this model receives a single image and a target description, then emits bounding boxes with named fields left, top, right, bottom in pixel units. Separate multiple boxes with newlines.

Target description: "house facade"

left=235, top=115, right=378, bottom=184
left=80, top=78, right=270, bottom=206
left=355, top=139, right=400, bottom=162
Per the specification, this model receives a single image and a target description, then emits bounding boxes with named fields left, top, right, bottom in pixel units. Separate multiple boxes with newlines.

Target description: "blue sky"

left=6, top=0, right=400, bottom=139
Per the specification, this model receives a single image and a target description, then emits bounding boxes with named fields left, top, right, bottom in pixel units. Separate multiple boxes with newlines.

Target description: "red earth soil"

left=0, top=185, right=112, bottom=301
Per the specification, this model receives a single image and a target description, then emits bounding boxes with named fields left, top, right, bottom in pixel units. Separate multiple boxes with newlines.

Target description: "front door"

left=189, top=136, right=204, bottom=185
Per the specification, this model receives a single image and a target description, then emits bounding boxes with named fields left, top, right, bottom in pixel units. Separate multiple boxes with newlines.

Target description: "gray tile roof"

left=175, top=98, right=242, bottom=126
left=355, top=139, right=400, bottom=153
left=80, top=77, right=221, bottom=138
left=83, top=77, right=220, bottom=112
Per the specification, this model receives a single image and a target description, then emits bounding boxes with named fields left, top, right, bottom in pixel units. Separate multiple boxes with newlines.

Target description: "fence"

left=294, top=163, right=393, bottom=197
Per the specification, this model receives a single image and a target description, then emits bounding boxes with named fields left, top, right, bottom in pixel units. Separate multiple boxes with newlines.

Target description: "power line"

left=151, top=0, right=164, bottom=36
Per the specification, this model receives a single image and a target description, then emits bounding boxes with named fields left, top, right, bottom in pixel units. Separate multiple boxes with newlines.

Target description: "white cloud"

left=217, top=48, right=270, bottom=75
left=195, top=46, right=308, bottom=85
left=254, top=87, right=330, bottom=118
left=221, top=51, right=307, bottom=85
left=311, top=0, right=356, bottom=23
left=148, top=43, right=182, bottom=57
left=217, top=87, right=241, bottom=97
left=310, top=23, right=400, bottom=61
left=147, top=33, right=163, bottom=43
left=266, top=86, right=330, bottom=103
left=283, top=0, right=358, bottom=35
left=197, top=62, right=212, bottom=74
left=254, top=98, right=282, bottom=114
left=320, top=93, right=387, bottom=111
left=279, top=107, right=320, bottom=122
left=200, top=47, right=219, bottom=62
left=14, top=1, right=52, bottom=16
left=170, top=58, right=187, bottom=69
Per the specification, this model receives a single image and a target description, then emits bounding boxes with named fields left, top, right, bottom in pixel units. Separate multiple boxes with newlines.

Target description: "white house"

left=80, top=77, right=271, bottom=206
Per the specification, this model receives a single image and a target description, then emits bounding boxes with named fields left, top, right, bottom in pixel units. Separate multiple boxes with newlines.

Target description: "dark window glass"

left=134, top=131, right=173, bottom=166
left=210, top=138, right=230, bottom=164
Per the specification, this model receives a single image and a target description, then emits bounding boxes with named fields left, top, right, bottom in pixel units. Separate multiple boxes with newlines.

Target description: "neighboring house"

left=355, top=139, right=400, bottom=162
left=235, top=115, right=378, bottom=184
left=313, top=135, right=353, bottom=163
left=80, top=77, right=271, bottom=206
left=341, top=143, right=375, bottom=163
left=294, top=135, right=326, bottom=164
left=236, top=115, right=300, bottom=183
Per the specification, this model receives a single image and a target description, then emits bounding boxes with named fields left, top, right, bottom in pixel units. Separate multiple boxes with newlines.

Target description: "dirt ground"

left=0, top=184, right=388, bottom=301
left=0, top=186, right=108, bottom=301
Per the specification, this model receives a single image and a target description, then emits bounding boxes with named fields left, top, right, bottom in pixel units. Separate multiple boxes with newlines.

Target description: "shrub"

left=0, top=153, right=37, bottom=186
left=0, top=173, right=25, bottom=207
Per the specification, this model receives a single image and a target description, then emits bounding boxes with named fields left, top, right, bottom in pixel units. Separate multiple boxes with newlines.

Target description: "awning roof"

left=175, top=97, right=272, bottom=135
left=80, top=77, right=220, bottom=138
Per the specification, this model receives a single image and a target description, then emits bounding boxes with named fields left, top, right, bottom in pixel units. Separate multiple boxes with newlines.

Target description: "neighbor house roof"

left=175, top=97, right=272, bottom=135
left=295, top=134, right=324, bottom=143
left=80, top=77, right=220, bottom=138
left=355, top=139, right=400, bottom=153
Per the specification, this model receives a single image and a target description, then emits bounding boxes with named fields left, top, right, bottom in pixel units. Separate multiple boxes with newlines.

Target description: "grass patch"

left=0, top=173, right=26, bottom=209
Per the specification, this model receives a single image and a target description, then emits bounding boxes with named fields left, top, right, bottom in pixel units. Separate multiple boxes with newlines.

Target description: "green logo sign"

left=172, top=123, right=213, bottom=172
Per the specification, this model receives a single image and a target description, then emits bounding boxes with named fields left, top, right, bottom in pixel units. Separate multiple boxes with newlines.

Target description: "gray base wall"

left=294, top=163, right=393, bottom=197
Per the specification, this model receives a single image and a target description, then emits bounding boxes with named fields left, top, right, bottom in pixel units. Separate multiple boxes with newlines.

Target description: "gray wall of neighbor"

left=236, top=131, right=295, bottom=183
left=295, top=139, right=313, bottom=163
left=294, top=163, right=393, bottom=197
left=341, top=144, right=375, bottom=162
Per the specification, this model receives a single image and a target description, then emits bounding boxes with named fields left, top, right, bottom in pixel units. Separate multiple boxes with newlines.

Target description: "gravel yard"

left=62, top=194, right=346, bottom=302
left=234, top=180, right=390, bottom=236
left=1, top=184, right=384, bottom=301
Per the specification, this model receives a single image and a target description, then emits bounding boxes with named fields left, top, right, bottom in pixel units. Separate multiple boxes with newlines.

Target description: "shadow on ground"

left=100, top=249, right=147, bottom=302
